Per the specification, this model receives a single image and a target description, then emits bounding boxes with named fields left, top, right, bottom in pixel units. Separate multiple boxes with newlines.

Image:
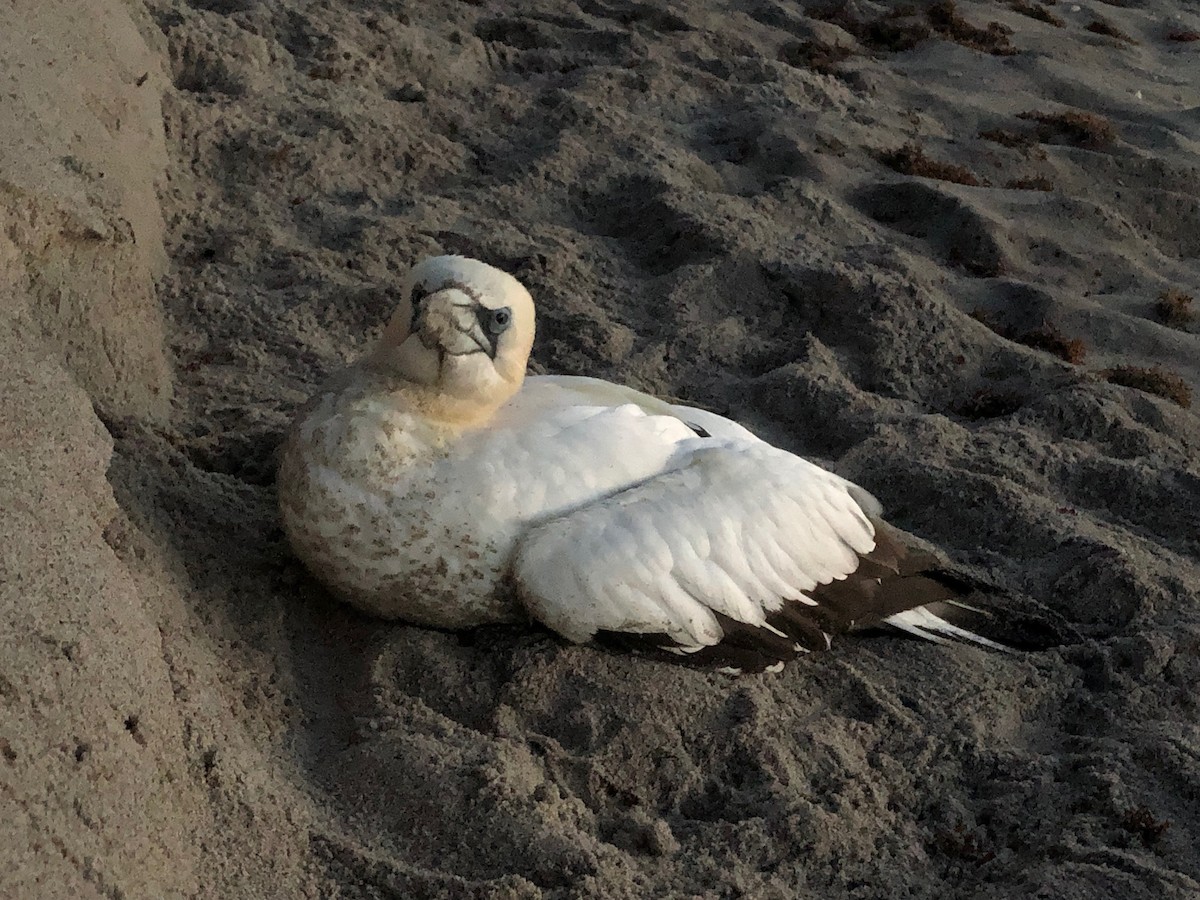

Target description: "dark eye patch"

left=483, top=306, right=513, bottom=336
left=411, top=283, right=430, bottom=306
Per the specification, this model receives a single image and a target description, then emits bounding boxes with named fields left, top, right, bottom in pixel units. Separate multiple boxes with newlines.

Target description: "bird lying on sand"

left=278, top=255, right=1010, bottom=673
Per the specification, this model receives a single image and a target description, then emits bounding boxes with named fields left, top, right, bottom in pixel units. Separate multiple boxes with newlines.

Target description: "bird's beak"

left=413, top=290, right=494, bottom=360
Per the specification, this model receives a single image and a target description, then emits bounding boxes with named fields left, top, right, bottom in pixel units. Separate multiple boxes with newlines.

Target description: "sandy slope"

left=3, top=0, right=1199, bottom=896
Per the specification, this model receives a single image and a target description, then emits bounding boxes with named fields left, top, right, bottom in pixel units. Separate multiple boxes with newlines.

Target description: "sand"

left=2, top=0, right=1199, bottom=896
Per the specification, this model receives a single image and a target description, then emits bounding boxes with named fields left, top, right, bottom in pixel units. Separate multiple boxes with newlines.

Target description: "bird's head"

left=368, top=255, right=536, bottom=424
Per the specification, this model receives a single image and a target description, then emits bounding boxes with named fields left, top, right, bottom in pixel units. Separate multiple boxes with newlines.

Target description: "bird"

left=277, top=255, right=1011, bottom=673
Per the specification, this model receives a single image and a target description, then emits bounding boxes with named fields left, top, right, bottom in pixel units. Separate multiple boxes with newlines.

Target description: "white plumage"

left=278, top=255, right=1006, bottom=671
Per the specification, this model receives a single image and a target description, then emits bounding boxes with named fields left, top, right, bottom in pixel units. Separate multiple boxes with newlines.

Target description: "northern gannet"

left=278, top=255, right=1007, bottom=673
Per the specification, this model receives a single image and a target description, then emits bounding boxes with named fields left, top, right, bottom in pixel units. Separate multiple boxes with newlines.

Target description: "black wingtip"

left=594, top=609, right=822, bottom=675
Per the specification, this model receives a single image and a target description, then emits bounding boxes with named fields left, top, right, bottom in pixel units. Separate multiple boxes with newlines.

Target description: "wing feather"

left=527, top=375, right=760, bottom=440
left=497, top=378, right=1008, bottom=669
left=514, top=440, right=874, bottom=649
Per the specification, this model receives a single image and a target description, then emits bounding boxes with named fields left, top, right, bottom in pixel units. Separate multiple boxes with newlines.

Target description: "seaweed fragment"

left=1009, top=0, right=1065, bottom=27
left=878, top=143, right=982, bottom=186
left=1086, top=18, right=1138, bottom=44
left=980, top=127, right=1046, bottom=159
left=814, top=4, right=931, bottom=52
left=927, top=0, right=1017, bottom=55
left=1102, top=366, right=1193, bottom=408
left=971, top=311, right=1087, bottom=363
left=1018, top=322, right=1087, bottom=363
left=957, top=388, right=1025, bottom=420
left=1005, top=175, right=1054, bottom=191
left=1122, top=806, right=1170, bottom=846
left=936, top=822, right=997, bottom=865
left=1155, top=288, right=1195, bottom=328
left=1018, top=109, right=1117, bottom=149
left=778, top=39, right=854, bottom=74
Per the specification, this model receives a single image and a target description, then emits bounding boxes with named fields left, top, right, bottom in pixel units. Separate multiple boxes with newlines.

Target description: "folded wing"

left=514, top=440, right=878, bottom=667
left=504, top=378, right=1006, bottom=672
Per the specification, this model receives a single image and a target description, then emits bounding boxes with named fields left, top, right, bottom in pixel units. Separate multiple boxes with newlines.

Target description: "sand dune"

left=3, top=0, right=1198, bottom=896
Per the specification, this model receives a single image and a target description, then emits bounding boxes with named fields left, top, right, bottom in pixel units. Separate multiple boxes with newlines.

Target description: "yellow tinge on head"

left=369, top=256, right=536, bottom=425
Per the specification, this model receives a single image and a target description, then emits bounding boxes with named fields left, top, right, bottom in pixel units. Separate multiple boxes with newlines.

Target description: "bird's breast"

left=278, top=398, right=521, bottom=627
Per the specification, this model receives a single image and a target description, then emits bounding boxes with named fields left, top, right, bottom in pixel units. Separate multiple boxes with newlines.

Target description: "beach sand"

left=2, top=0, right=1198, bottom=896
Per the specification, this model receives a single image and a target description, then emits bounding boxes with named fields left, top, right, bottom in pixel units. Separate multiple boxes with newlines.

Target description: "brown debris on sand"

left=980, top=127, right=1036, bottom=150
left=936, top=822, right=997, bottom=865
left=1009, top=0, right=1065, bottom=27
left=1122, top=806, right=1172, bottom=847
left=956, top=388, right=1025, bottom=419
left=1005, top=175, right=1054, bottom=191
left=878, top=143, right=983, bottom=186
left=815, top=4, right=931, bottom=53
left=1018, top=109, right=1118, bottom=148
left=1087, top=18, right=1138, bottom=44
left=1102, top=366, right=1194, bottom=408
left=1155, top=288, right=1195, bottom=328
left=778, top=38, right=854, bottom=74
left=972, top=311, right=1087, bottom=363
left=926, top=0, right=1018, bottom=55
left=815, top=1, right=1015, bottom=56
left=980, top=126, right=1048, bottom=159
left=1018, top=322, right=1088, bottom=363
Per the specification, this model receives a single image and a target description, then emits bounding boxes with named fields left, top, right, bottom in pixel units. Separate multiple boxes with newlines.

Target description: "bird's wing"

left=496, top=377, right=1004, bottom=671
left=524, top=375, right=760, bottom=441
left=511, top=436, right=909, bottom=668
left=447, top=381, right=700, bottom=529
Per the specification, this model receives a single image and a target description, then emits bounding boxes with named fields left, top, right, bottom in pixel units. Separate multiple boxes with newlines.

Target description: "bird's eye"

left=410, top=283, right=429, bottom=306
left=487, top=307, right=513, bottom=335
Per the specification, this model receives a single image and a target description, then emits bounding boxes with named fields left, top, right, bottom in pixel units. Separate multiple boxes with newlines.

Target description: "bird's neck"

left=400, top=385, right=508, bottom=430
left=356, top=368, right=512, bottom=431
left=365, top=340, right=522, bottom=430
